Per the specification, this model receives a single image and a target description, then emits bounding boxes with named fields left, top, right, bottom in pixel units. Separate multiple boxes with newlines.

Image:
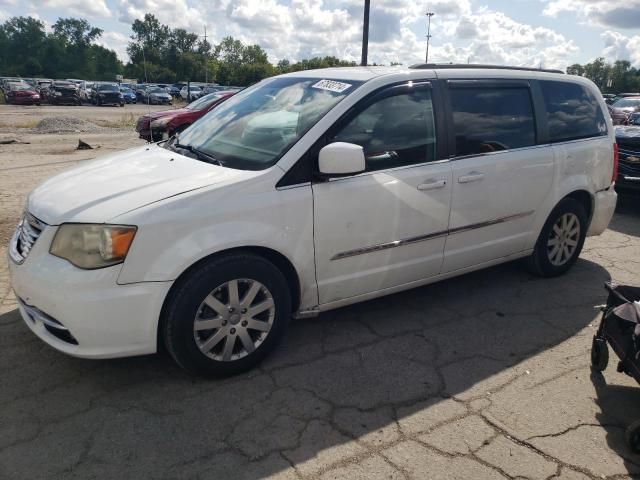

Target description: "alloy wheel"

left=193, top=279, right=275, bottom=362
left=547, top=212, right=580, bottom=266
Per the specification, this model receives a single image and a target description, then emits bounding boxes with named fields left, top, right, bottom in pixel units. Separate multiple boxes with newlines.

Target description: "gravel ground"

left=1, top=103, right=640, bottom=480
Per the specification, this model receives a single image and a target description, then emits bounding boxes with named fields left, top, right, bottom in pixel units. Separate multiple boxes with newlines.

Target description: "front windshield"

left=149, top=88, right=165, bottom=94
left=121, top=88, right=132, bottom=94
left=99, top=84, right=119, bottom=92
left=176, top=77, right=361, bottom=170
left=614, top=98, right=640, bottom=109
left=186, top=93, right=224, bottom=111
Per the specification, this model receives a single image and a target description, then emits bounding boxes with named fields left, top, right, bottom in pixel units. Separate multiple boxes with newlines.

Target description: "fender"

left=113, top=178, right=319, bottom=310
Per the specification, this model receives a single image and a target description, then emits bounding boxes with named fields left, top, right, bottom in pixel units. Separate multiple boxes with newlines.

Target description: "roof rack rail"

left=408, top=63, right=565, bottom=75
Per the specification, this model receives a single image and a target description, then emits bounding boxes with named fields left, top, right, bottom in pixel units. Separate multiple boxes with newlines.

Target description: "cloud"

left=544, top=0, right=640, bottom=30
left=96, top=31, right=130, bottom=61
left=428, top=9, right=577, bottom=69
left=19, top=0, right=111, bottom=18
left=601, top=30, right=640, bottom=66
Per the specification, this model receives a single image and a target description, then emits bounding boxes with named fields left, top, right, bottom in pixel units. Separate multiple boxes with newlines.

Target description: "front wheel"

left=526, top=198, right=588, bottom=277
left=162, top=253, right=292, bottom=376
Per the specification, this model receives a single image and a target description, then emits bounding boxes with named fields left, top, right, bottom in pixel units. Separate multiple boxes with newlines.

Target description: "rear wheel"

left=591, top=336, right=609, bottom=371
left=162, top=253, right=291, bottom=376
left=526, top=198, right=588, bottom=277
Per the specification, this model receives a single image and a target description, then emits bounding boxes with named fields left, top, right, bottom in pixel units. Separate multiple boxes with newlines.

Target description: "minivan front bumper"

left=8, top=226, right=171, bottom=359
left=587, top=187, right=618, bottom=236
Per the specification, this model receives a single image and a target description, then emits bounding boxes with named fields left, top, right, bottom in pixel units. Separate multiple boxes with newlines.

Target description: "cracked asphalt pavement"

left=2, top=105, right=640, bottom=479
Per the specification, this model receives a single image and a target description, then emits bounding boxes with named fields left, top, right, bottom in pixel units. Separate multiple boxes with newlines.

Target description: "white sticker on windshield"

left=311, top=79, right=352, bottom=93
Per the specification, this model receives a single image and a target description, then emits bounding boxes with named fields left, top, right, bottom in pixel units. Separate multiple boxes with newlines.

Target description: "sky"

left=0, top=0, right=639, bottom=70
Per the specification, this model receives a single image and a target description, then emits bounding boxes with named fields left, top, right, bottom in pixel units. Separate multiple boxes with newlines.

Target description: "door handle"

left=417, top=179, right=447, bottom=191
left=458, top=172, right=485, bottom=183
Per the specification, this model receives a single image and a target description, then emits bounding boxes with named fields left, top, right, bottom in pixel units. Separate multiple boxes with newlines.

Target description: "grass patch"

left=95, top=113, right=137, bottom=129
left=0, top=119, right=40, bottom=129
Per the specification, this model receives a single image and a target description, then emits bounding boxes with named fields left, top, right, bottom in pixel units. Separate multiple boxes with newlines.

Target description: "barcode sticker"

left=311, top=79, right=352, bottom=93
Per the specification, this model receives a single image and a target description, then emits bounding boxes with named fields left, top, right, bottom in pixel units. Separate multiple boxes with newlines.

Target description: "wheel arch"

left=157, top=246, right=302, bottom=349
left=562, top=189, right=594, bottom=224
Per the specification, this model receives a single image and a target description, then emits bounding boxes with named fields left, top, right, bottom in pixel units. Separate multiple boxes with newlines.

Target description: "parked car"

left=5, top=84, right=41, bottom=105
left=200, top=85, right=226, bottom=96
left=608, top=104, right=630, bottom=125
left=611, top=97, right=640, bottom=115
left=167, top=84, right=183, bottom=98
left=79, top=81, right=94, bottom=103
left=34, top=79, right=53, bottom=95
left=91, top=83, right=124, bottom=107
left=615, top=120, right=640, bottom=191
left=8, top=65, right=617, bottom=376
left=141, top=87, right=172, bottom=105
left=603, top=94, right=617, bottom=105
left=135, top=91, right=235, bottom=141
left=43, top=81, right=81, bottom=105
left=180, top=85, right=202, bottom=101
left=120, top=87, right=137, bottom=104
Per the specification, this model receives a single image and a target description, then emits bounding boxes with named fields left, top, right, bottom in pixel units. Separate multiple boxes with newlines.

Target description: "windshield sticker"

left=312, top=79, right=352, bottom=93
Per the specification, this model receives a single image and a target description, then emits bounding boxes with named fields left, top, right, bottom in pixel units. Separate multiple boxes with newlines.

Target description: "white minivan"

left=8, top=65, right=618, bottom=375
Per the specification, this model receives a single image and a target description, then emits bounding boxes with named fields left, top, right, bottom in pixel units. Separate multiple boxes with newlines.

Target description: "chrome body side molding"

left=330, top=210, right=534, bottom=261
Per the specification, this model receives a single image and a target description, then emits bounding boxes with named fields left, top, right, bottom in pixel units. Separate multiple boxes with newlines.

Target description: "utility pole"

left=204, top=26, right=208, bottom=85
left=425, top=12, right=434, bottom=64
left=361, top=0, right=370, bottom=66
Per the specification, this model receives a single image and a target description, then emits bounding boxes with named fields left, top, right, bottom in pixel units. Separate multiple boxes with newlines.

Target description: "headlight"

left=50, top=224, right=137, bottom=269
left=54, top=91, right=62, bottom=96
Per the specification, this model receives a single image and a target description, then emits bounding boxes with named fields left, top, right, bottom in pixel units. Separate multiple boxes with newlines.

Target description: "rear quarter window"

left=540, top=80, right=607, bottom=143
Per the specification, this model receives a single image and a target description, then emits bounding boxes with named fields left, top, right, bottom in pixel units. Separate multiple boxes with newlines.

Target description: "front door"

left=312, top=82, right=453, bottom=305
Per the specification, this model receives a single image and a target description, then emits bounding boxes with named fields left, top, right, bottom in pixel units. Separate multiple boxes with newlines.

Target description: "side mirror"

left=318, top=142, right=366, bottom=176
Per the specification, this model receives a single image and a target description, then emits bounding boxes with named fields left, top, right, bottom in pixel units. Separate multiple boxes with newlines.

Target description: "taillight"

left=612, top=143, right=619, bottom=184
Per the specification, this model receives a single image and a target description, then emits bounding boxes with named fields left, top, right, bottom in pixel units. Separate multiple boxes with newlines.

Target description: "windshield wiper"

left=169, top=140, right=223, bottom=167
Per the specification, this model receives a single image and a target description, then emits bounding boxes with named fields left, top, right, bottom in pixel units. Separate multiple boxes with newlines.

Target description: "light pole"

left=425, top=12, right=434, bottom=64
left=361, top=0, right=370, bottom=66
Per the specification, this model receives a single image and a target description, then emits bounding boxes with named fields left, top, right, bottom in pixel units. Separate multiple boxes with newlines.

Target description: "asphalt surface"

left=1, top=104, right=640, bottom=479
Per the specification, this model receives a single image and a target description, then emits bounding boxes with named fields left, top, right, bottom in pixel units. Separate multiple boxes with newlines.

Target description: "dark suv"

left=91, top=84, right=125, bottom=107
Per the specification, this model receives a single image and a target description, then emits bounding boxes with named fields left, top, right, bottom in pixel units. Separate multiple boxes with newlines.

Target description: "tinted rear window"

left=540, top=81, right=607, bottom=142
left=450, top=86, right=536, bottom=156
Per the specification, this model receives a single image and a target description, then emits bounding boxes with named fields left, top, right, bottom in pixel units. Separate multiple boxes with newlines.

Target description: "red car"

left=6, top=84, right=41, bottom=105
left=135, top=91, right=235, bottom=141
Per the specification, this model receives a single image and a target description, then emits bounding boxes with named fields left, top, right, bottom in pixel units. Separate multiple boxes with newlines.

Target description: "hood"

left=143, top=108, right=189, bottom=121
left=28, top=144, right=254, bottom=225
left=616, top=126, right=640, bottom=148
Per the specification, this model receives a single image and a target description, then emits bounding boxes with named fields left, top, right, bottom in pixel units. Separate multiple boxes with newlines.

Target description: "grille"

left=9, top=212, right=46, bottom=264
left=619, top=143, right=640, bottom=179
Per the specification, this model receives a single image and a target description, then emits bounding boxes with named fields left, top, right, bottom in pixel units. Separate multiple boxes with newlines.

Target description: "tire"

left=626, top=420, right=640, bottom=454
left=162, top=253, right=292, bottom=377
left=526, top=198, right=588, bottom=277
left=591, top=336, right=609, bottom=371
left=120, top=103, right=125, bottom=107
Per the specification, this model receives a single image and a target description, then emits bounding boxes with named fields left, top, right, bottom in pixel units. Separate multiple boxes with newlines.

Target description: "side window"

left=450, top=86, right=536, bottom=156
left=331, top=88, right=437, bottom=171
left=540, top=80, right=607, bottom=142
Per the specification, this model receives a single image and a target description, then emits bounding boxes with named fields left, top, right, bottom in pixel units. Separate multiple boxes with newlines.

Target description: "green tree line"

left=0, top=16, right=122, bottom=79
left=567, top=58, right=640, bottom=93
left=125, top=14, right=356, bottom=85
left=0, top=14, right=357, bottom=86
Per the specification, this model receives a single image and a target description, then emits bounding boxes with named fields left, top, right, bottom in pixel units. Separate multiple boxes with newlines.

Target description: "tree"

left=52, top=18, right=102, bottom=47
left=0, top=15, right=122, bottom=79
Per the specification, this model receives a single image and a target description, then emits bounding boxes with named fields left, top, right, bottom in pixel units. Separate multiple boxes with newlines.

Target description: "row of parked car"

left=0, top=76, right=243, bottom=107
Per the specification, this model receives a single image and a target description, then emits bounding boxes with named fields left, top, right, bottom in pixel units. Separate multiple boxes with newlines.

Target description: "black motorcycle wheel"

left=591, top=336, right=609, bottom=372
